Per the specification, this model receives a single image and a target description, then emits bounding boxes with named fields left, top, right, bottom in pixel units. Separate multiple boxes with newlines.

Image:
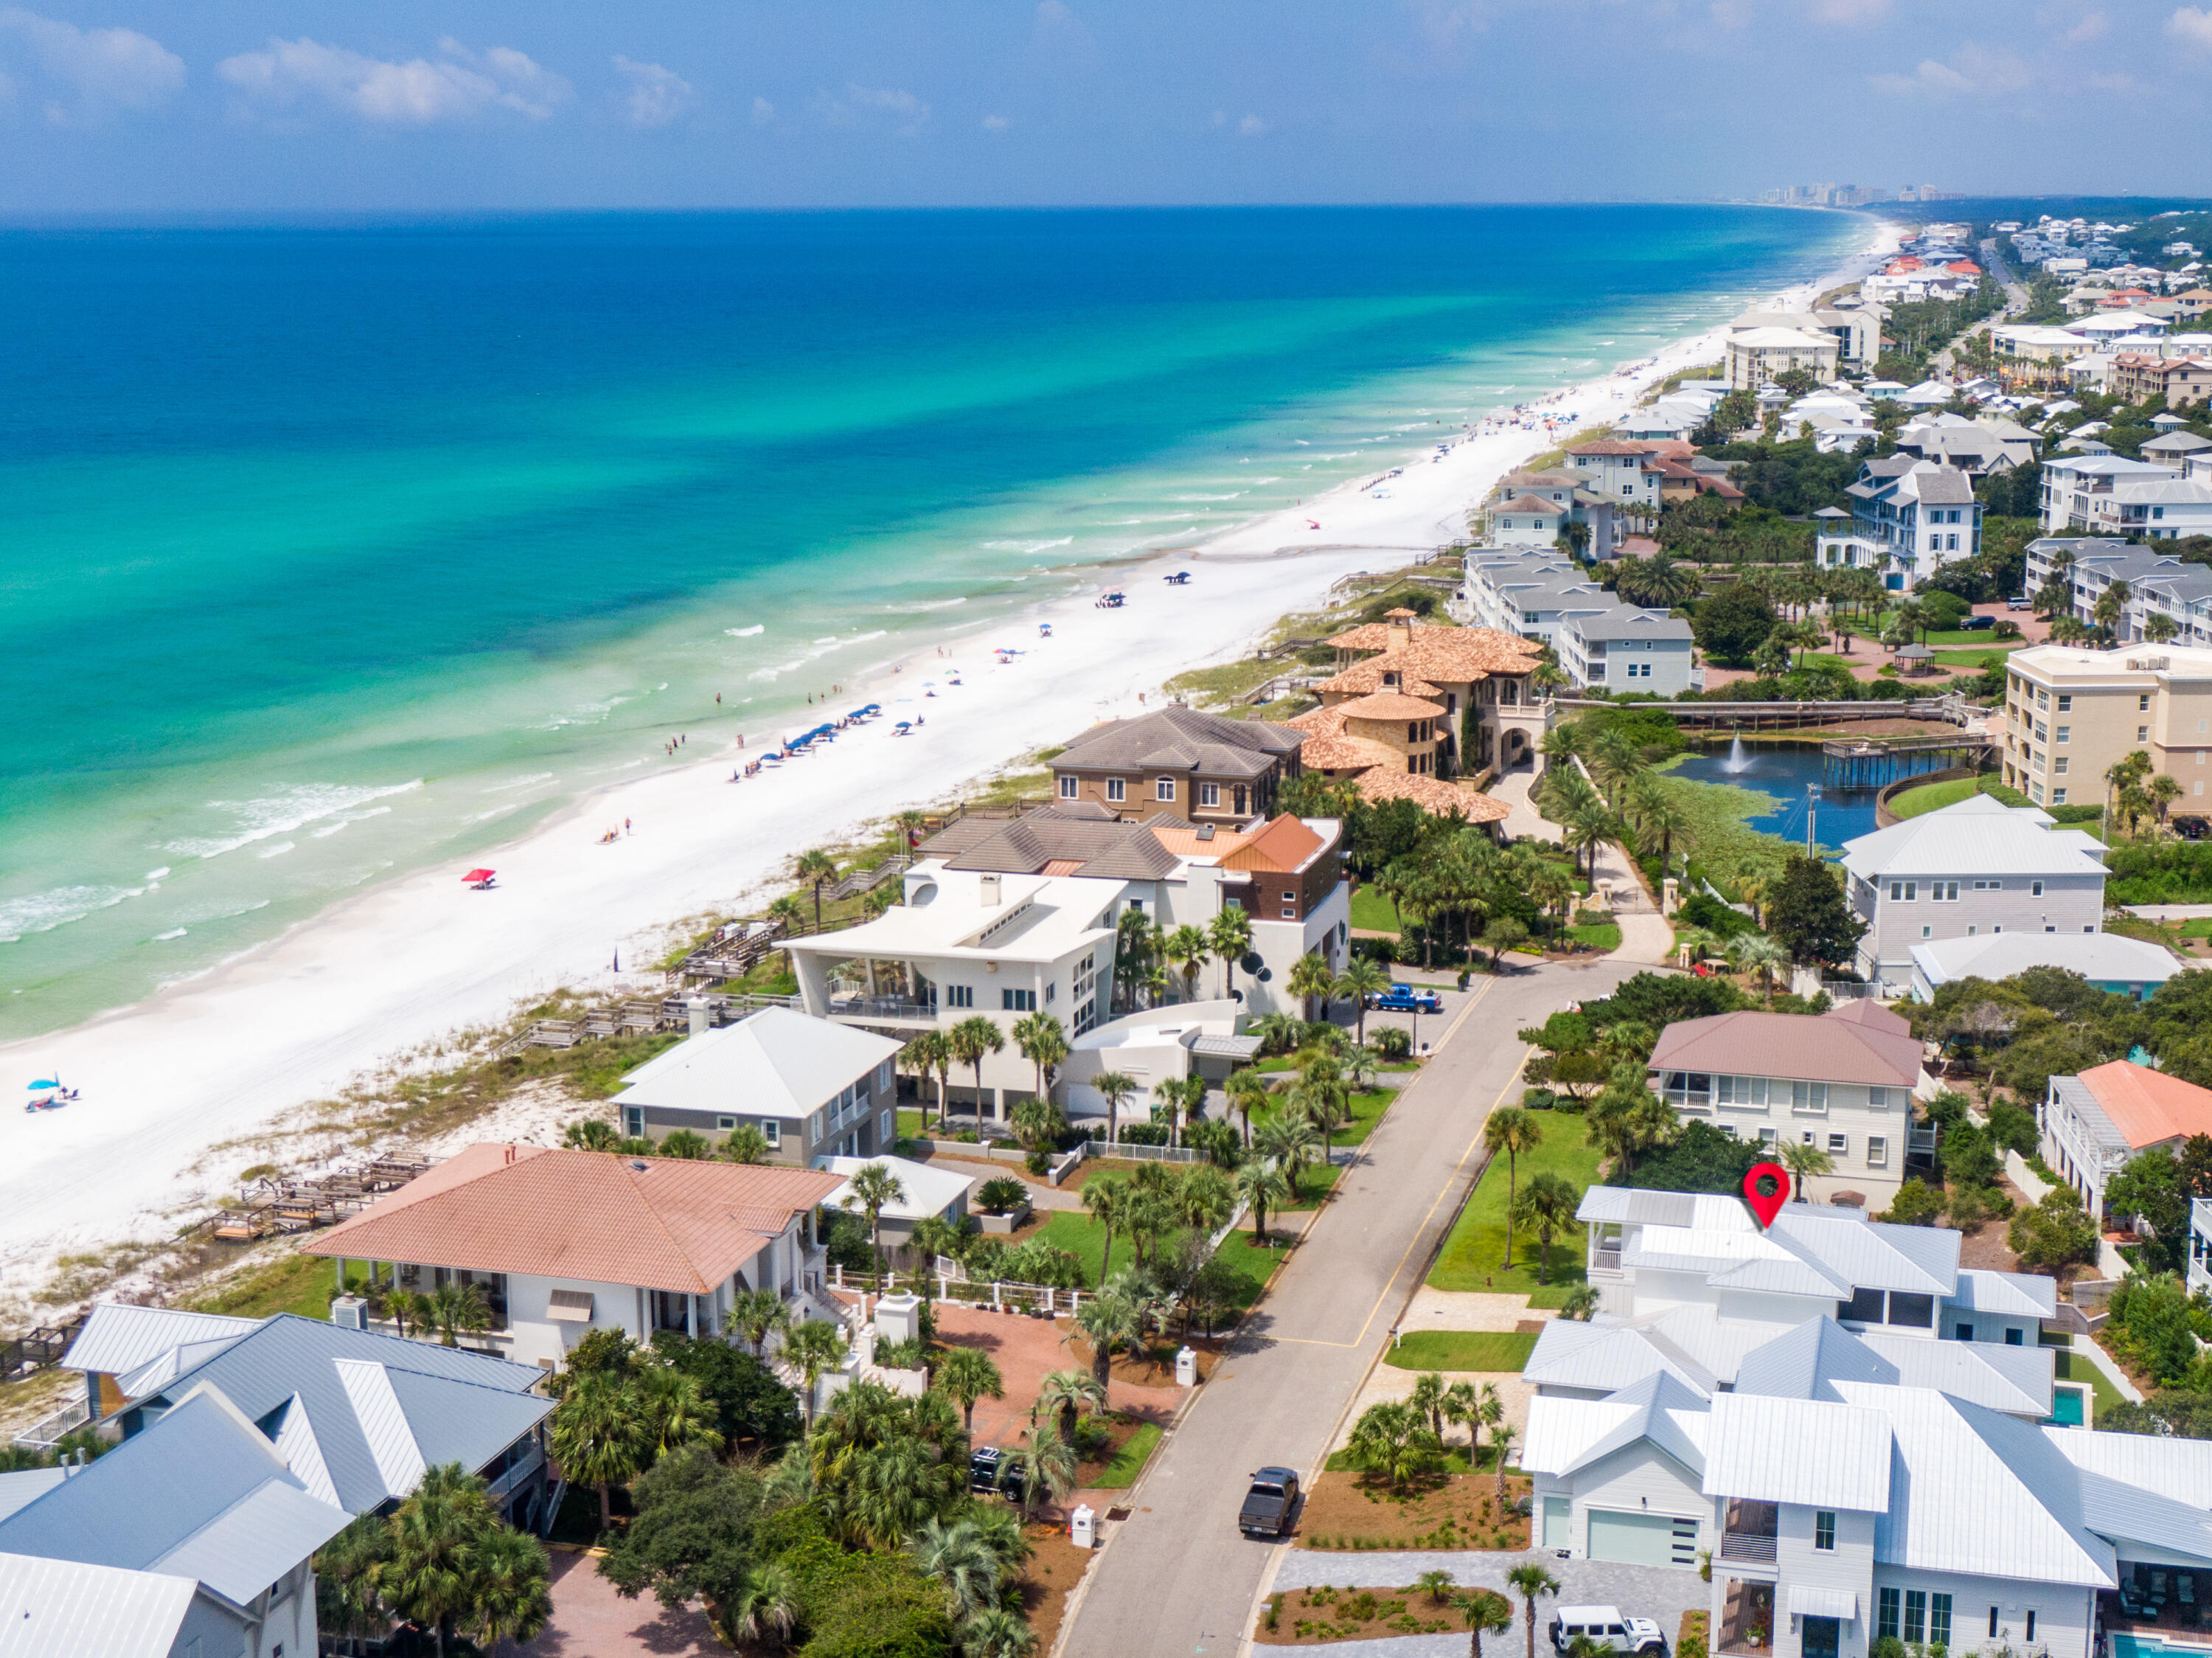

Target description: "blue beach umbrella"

left=29, top=1080, right=58, bottom=1090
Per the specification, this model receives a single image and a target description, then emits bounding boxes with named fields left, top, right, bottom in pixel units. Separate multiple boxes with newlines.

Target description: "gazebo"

left=1894, top=642, right=1935, bottom=676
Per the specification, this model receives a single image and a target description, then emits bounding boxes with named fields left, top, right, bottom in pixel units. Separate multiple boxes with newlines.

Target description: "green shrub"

left=1116, top=1124, right=1170, bottom=1146
left=976, top=1176, right=1029, bottom=1215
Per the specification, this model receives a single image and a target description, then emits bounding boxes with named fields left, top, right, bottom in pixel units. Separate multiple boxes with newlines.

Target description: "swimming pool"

left=2114, top=1632, right=2212, bottom=1658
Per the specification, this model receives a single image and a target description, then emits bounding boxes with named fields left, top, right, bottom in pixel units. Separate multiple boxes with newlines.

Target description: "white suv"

left=1551, top=1607, right=1666, bottom=1655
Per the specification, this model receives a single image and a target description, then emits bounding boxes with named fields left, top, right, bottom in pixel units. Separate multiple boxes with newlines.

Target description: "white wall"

left=1562, top=1442, right=1708, bottom=1563
left=1871, top=1569, right=2094, bottom=1658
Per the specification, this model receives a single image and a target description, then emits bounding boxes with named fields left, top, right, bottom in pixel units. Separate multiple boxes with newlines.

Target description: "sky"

left=0, top=0, right=2208, bottom=212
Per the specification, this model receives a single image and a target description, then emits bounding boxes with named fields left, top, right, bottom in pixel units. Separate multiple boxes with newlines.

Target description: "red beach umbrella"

left=462, top=868, right=495, bottom=884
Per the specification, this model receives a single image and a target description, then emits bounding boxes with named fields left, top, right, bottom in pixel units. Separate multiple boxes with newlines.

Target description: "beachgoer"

left=715, top=693, right=722, bottom=704
left=625, top=818, right=631, bottom=836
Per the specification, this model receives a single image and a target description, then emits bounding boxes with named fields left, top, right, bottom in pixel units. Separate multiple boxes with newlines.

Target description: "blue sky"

left=1, top=0, right=2206, bottom=211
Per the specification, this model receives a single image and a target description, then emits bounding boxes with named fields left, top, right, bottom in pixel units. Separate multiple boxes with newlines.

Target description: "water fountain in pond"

left=1719, top=732, right=1751, bottom=774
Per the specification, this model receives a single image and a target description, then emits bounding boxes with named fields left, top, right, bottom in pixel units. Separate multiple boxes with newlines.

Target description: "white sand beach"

left=0, top=223, right=1893, bottom=1295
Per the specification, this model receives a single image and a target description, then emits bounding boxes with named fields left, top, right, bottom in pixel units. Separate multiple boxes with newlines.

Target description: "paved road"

left=1060, top=955, right=1643, bottom=1658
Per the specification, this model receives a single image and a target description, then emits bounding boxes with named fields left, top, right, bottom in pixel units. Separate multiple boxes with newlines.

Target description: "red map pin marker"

left=1742, top=1162, right=1789, bottom=1229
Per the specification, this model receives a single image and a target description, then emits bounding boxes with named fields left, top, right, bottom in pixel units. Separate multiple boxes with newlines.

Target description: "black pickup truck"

left=1239, top=1467, right=1301, bottom=1538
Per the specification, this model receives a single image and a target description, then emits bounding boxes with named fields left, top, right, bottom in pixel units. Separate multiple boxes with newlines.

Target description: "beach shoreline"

left=0, top=220, right=1896, bottom=1299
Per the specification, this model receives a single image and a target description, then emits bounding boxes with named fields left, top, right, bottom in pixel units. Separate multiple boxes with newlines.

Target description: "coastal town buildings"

left=1845, top=457, right=1981, bottom=587
left=1452, top=554, right=1700, bottom=694
left=1838, top=797, right=2109, bottom=992
left=2023, top=540, right=2212, bottom=645
left=2039, top=454, right=2184, bottom=534
left=1310, top=609, right=1544, bottom=774
left=787, top=808, right=1351, bottom=1114
left=1907, top=931, right=2182, bottom=1004
left=302, top=1142, right=846, bottom=1370
left=1724, top=325, right=1842, bottom=389
left=610, top=1006, right=904, bottom=1161
left=2002, top=639, right=2212, bottom=816
left=1046, top=705, right=1304, bottom=825
left=0, top=1387, right=353, bottom=1658
left=813, top=1154, right=973, bottom=1262
left=2041, top=1061, right=2212, bottom=1223
left=1645, top=1002, right=1928, bottom=1207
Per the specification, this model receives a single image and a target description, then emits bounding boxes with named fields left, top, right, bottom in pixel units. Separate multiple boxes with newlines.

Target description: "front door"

left=1803, top=1617, right=1840, bottom=1658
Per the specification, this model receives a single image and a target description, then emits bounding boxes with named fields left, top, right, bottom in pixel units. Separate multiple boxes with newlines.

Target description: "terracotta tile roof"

left=1335, top=690, right=1447, bottom=720
left=1220, top=814, right=1325, bottom=873
left=1298, top=732, right=1405, bottom=771
left=1320, top=622, right=1545, bottom=684
left=2076, top=1061, right=2212, bottom=1151
left=1314, top=661, right=1443, bottom=698
left=304, top=1144, right=846, bottom=1294
left=1148, top=823, right=1255, bottom=858
left=1383, top=606, right=1418, bottom=619
left=1348, top=769, right=1511, bottom=821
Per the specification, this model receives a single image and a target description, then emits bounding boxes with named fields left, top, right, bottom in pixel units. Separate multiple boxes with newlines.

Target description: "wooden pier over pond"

left=1820, top=732, right=1994, bottom=789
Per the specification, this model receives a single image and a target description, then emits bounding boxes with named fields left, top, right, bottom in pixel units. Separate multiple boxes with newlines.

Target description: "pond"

left=1668, top=740, right=1878, bottom=856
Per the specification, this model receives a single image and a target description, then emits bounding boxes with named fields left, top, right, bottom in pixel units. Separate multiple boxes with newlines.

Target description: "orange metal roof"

left=2076, top=1061, right=2212, bottom=1151
left=303, top=1143, right=846, bottom=1294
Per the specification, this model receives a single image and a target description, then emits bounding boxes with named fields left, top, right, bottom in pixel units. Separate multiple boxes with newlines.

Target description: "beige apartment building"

left=2002, top=641, right=2212, bottom=815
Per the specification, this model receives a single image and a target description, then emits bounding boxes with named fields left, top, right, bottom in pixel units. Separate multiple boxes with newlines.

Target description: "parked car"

left=1239, top=1466, right=1301, bottom=1538
left=1550, top=1607, right=1666, bottom=1656
left=970, top=1446, right=1028, bottom=1505
left=2008, top=595, right=2032, bottom=610
left=1961, top=614, right=1996, bottom=631
left=1368, top=983, right=1442, bottom=1013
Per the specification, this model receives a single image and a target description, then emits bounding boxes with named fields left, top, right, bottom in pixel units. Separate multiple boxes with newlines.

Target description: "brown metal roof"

left=302, top=1144, right=846, bottom=1294
left=1646, top=1004, right=1920, bottom=1089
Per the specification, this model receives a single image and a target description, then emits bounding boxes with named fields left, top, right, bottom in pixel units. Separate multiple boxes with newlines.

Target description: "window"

left=1931, top=881, right=1959, bottom=901
left=1105, top=777, right=1126, bottom=802
left=622, top=1106, right=644, bottom=1139
left=2055, top=725, right=2070, bottom=743
left=760, top=1119, right=782, bottom=1148
left=2034, top=723, right=2048, bottom=743
left=1663, top=1072, right=1713, bottom=1109
left=810, top=1109, right=825, bottom=1140
left=1045, top=982, right=1055, bottom=1003
left=1828, top=1132, right=1848, bottom=1155
left=2055, top=757, right=2068, bottom=775
left=1889, top=1291, right=1935, bottom=1328
left=880, top=1109, right=892, bottom=1144
left=1889, top=880, right=1917, bottom=901
left=1905, top=1591, right=1927, bottom=1645
left=2143, top=693, right=2154, bottom=711
left=1879, top=1589, right=1902, bottom=1642
left=1868, top=1086, right=1888, bottom=1109
left=1814, top=1510, right=1835, bottom=1551
left=1002, top=988, right=1036, bottom=1012
left=1843, top=1286, right=1885, bottom=1323
left=2055, top=786, right=2068, bottom=802
left=1868, top=1136, right=1888, bottom=1168
left=1990, top=1609, right=2001, bottom=1640
left=1971, top=880, right=2001, bottom=891
left=1058, top=775, right=1078, bottom=799
left=2006, top=1327, right=2024, bottom=1346
left=717, top=1115, right=735, bottom=1131
left=2027, top=1612, right=2037, bottom=1642
left=1930, top=1595, right=1952, bottom=1648
left=1758, top=1126, right=1778, bottom=1148
left=2140, top=725, right=2152, bottom=741
left=1791, top=1081, right=1829, bottom=1113
left=2058, top=694, right=2072, bottom=712
left=1922, top=925, right=1932, bottom=938
left=1199, top=782, right=1220, bottom=808
left=1156, top=777, right=1176, bottom=802
left=945, top=985, right=974, bottom=1008
left=2031, top=880, right=2045, bottom=897
left=1281, top=906, right=1295, bottom=918
left=1716, top=1075, right=1768, bottom=1107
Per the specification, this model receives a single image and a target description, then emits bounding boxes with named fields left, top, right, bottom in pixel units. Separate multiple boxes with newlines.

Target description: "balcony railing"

left=1592, top=1244, right=1624, bottom=1272
left=1719, top=1530, right=1778, bottom=1564
left=827, top=995, right=939, bottom=1020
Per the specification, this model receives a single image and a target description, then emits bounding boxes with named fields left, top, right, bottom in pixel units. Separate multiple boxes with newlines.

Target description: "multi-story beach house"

left=1314, top=610, right=1544, bottom=773
left=1555, top=606, right=1700, bottom=696
left=2041, top=1060, right=2212, bottom=1223
left=305, top=1142, right=846, bottom=1370
left=1845, top=457, right=1981, bottom=586
left=2021, top=539, right=2212, bottom=642
left=2110, top=353, right=2212, bottom=405
left=1046, top=705, right=1304, bottom=825
left=609, top=1006, right=905, bottom=1162
left=2001, top=639, right=2212, bottom=816
left=1838, top=796, right=2109, bottom=993
left=1644, top=1002, right=1928, bottom=1207
left=1488, top=490, right=1571, bottom=547
left=785, top=808, right=1350, bottom=1120
left=0, top=1386, right=353, bottom=1658
left=2039, top=454, right=2181, bottom=533
left=1455, top=552, right=1614, bottom=647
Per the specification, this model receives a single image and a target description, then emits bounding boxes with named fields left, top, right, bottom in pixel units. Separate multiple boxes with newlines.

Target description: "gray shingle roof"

left=1052, top=706, right=1301, bottom=780
left=938, top=816, right=1183, bottom=880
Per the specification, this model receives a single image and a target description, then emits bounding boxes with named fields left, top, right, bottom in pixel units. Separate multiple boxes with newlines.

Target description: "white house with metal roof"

left=0, top=1386, right=351, bottom=1658
left=1839, top=796, right=2110, bottom=993
left=1908, top=932, right=2183, bottom=1003
left=814, top=1153, right=974, bottom=1261
left=1556, top=606, right=1701, bottom=696
left=611, top=1006, right=905, bottom=1162
left=1523, top=1310, right=2212, bottom=1658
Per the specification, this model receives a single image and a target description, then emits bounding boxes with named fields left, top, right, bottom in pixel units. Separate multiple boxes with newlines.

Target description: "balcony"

left=1718, top=1580, right=1777, bottom=1657
left=1719, top=1499, right=1778, bottom=1567
left=827, top=994, right=940, bottom=1022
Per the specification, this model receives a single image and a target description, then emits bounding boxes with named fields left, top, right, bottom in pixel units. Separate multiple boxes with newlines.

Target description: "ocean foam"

left=164, top=780, right=423, bottom=861
left=725, top=625, right=766, bottom=637
left=152, top=928, right=187, bottom=941
left=0, top=882, right=151, bottom=941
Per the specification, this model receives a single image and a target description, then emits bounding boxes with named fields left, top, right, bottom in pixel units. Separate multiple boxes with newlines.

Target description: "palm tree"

left=1562, top=800, right=1615, bottom=881
left=1333, top=956, right=1391, bottom=1045
left=793, top=847, right=838, bottom=931
left=658, top=1128, right=714, bottom=1159
left=1730, top=934, right=1790, bottom=1001
left=316, top=1515, right=392, bottom=1654
left=1506, top=1562, right=1561, bottom=1658
left=722, top=1123, right=773, bottom=1164
left=1557, top=1285, right=1599, bottom=1321
left=1483, top=1106, right=1543, bottom=1270
left=933, top=1346, right=1004, bottom=1435
left=1034, top=1367, right=1107, bottom=1442
left=964, top=1606, right=1040, bottom=1658
left=947, top=1014, right=1005, bottom=1125
left=1208, top=906, right=1254, bottom=1002
left=1346, top=1399, right=1441, bottom=1493
left=1410, top=1370, right=1449, bottom=1443
left=1289, top=950, right=1336, bottom=1023
left=910, top=1516, right=1001, bottom=1619
left=1161, top=923, right=1211, bottom=1002
left=1010, top=1094, right=1068, bottom=1159
left=2152, top=773, right=2183, bottom=825
left=423, top=1280, right=491, bottom=1348
left=1068, top=1287, right=1140, bottom=1387
left=892, top=807, right=929, bottom=854
left=1454, top=1589, right=1515, bottom=1658
left=1225, top=1068, right=1270, bottom=1148
left=1417, top=1568, right=1458, bottom=1605
left=842, top=1162, right=908, bottom=1286
left=781, top=1317, right=849, bottom=1431
left=1236, top=1157, right=1291, bottom=1241
left=728, top=1286, right=790, bottom=1357
left=903, top=1030, right=953, bottom=1130
left=723, top=1562, right=801, bottom=1648
left=1007, top=1420, right=1079, bottom=1520
left=1255, top=1113, right=1319, bottom=1201
left=563, top=1117, right=620, bottom=1151
left=1091, top=1070, right=1138, bottom=1144
left=1080, top=1171, right=1130, bottom=1289
left=463, top=1524, right=554, bottom=1651
left=637, top=1367, right=722, bottom=1458
left=1778, top=1139, right=1834, bottom=1201
left=379, top=1465, right=498, bottom=1658
left=1012, top=1010, right=1070, bottom=1101
left=548, top=1373, right=651, bottom=1533
left=1489, top=1420, right=1518, bottom=1502
left=1512, top=1171, right=1582, bottom=1285
left=2148, top=612, right=2181, bottom=645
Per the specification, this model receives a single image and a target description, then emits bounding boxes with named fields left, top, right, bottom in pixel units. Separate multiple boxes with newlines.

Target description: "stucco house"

left=2042, top=1060, right=2212, bottom=1223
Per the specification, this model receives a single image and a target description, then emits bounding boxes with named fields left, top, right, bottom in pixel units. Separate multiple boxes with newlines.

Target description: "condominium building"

left=1724, top=325, right=1841, bottom=389
left=2024, top=538, right=2212, bottom=644
left=1313, top=609, right=1544, bottom=773
left=2002, top=639, right=2212, bottom=816
left=1454, top=549, right=1700, bottom=694
left=2040, top=454, right=2183, bottom=533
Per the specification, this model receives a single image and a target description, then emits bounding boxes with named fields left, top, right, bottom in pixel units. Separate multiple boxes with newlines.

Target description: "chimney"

left=505, top=1144, right=517, bottom=1165
left=687, top=996, right=710, bottom=1036
left=980, top=873, right=1002, bottom=906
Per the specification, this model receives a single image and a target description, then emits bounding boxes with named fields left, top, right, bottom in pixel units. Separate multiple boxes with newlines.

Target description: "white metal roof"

left=60, top=1304, right=260, bottom=1378
left=2042, top=1423, right=2212, bottom=1509
left=1911, top=932, right=2184, bottom=991
left=1947, top=1267, right=2059, bottom=1319
left=1841, top=797, right=2108, bottom=881
left=615, top=1006, right=902, bottom=1120
left=815, top=1154, right=975, bottom=1223
left=1701, top=1392, right=1893, bottom=1511
left=0, top=1552, right=198, bottom=1658
left=1524, top=1320, right=1717, bottom=1398
left=787, top=868, right=1126, bottom=966
left=0, top=1471, right=64, bottom=1526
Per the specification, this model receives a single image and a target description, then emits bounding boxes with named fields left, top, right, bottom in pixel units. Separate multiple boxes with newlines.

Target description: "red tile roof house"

left=2040, top=1060, right=2212, bottom=1224
left=1646, top=1002, right=1933, bottom=1207
left=304, top=1144, right=846, bottom=1373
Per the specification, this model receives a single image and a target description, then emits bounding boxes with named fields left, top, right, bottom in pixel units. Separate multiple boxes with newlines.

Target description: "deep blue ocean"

left=0, top=207, right=1852, bottom=1035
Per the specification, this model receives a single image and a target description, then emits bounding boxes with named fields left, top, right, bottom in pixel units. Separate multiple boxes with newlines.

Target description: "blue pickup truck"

left=1367, top=982, right=1442, bottom=1013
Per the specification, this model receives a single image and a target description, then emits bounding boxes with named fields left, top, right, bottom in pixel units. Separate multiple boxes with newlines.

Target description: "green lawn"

left=1565, top=922, right=1621, bottom=952
left=2055, top=1347, right=2126, bottom=1423
left=1351, top=888, right=1403, bottom=932
left=1092, top=1421, right=1163, bottom=1488
left=189, top=1249, right=340, bottom=1321
left=898, top=1108, right=927, bottom=1139
left=1382, top=1331, right=1538, bottom=1372
left=1280, top=1162, right=1343, bottom=1210
left=1931, top=648, right=2014, bottom=668
left=1034, top=1211, right=1288, bottom=1309
left=1890, top=774, right=2037, bottom=819
left=1251, top=1086, right=1394, bottom=1151
left=1429, top=1115, right=1604, bottom=1305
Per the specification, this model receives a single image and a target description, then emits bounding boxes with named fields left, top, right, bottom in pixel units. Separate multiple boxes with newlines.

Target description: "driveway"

left=931, top=1300, right=1181, bottom=1451
left=1059, top=956, right=1646, bottom=1658
left=500, top=1547, right=720, bottom=1657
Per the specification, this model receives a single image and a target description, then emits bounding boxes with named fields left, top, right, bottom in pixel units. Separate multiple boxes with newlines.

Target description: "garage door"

left=1588, top=1510, right=1698, bottom=1568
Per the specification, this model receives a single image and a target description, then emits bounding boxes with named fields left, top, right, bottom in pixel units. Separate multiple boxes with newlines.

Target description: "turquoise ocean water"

left=0, top=207, right=1853, bottom=1038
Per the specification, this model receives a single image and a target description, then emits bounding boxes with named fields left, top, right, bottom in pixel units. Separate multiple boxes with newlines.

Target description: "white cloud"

left=2062, top=10, right=2109, bottom=41
left=818, top=82, right=929, bottom=135
left=1237, top=113, right=1267, bottom=136
left=217, top=36, right=569, bottom=125
left=1868, top=44, right=2031, bottom=98
left=2171, top=6, right=2212, bottom=46
left=0, top=6, right=183, bottom=122
left=751, top=95, right=775, bottom=125
left=981, top=113, right=1009, bottom=131
left=611, top=55, right=691, bottom=127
